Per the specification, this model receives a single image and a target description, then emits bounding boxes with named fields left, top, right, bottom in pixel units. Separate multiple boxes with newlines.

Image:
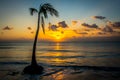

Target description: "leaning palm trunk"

left=31, top=13, right=40, bottom=66
left=23, top=3, right=59, bottom=74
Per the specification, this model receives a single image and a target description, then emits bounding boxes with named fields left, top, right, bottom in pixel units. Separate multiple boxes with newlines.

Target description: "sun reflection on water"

left=52, top=58, right=65, bottom=63
left=38, top=42, right=78, bottom=65
left=52, top=43, right=65, bottom=64
left=56, top=43, right=60, bottom=50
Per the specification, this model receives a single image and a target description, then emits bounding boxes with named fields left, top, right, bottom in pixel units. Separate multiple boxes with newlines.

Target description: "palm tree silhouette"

left=23, top=3, right=59, bottom=74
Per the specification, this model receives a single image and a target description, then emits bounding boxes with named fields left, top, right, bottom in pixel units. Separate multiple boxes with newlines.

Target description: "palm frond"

left=48, top=8, right=59, bottom=17
left=41, top=16, right=45, bottom=34
left=29, top=8, right=38, bottom=15
left=40, top=3, right=59, bottom=18
left=40, top=7, right=48, bottom=18
left=44, top=3, right=53, bottom=7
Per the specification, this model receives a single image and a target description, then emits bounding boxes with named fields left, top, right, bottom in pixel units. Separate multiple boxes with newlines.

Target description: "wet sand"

left=0, top=65, right=120, bottom=80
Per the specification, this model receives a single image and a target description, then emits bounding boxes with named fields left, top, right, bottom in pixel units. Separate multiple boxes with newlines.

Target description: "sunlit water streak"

left=0, top=42, right=120, bottom=67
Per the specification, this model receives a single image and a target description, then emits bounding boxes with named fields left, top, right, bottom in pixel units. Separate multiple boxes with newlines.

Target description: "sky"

left=0, top=0, right=120, bottom=42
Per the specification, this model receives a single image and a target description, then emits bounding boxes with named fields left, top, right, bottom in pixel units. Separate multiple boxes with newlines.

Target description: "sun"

left=55, top=35, right=61, bottom=40
left=49, top=31, right=64, bottom=42
left=54, top=34, right=63, bottom=42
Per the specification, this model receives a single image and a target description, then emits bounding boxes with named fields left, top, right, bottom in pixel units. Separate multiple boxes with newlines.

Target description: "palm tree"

left=23, top=3, right=59, bottom=74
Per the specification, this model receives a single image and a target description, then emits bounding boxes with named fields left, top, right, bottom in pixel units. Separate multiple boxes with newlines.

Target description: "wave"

left=47, top=49, right=78, bottom=52
left=0, top=61, right=120, bottom=72
left=51, top=65, right=120, bottom=72
left=0, top=46, right=15, bottom=49
left=41, top=49, right=120, bottom=54
left=0, top=62, right=29, bottom=65
left=0, top=53, right=120, bottom=59
left=0, top=62, right=49, bottom=66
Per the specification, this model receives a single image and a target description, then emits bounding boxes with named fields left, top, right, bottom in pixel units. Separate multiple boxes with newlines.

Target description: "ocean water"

left=0, top=42, right=120, bottom=67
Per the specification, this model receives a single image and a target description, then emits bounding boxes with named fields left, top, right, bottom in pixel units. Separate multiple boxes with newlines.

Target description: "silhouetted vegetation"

left=23, top=3, right=59, bottom=74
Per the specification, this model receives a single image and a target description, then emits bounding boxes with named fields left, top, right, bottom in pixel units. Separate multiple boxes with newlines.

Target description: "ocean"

left=0, top=42, right=120, bottom=67
left=0, top=42, right=120, bottom=80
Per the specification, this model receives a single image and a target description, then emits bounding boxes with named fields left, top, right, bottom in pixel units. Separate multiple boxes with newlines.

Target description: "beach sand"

left=0, top=64, right=120, bottom=80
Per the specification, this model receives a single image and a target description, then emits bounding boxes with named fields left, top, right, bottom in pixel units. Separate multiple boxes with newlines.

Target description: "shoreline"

left=0, top=64, right=120, bottom=80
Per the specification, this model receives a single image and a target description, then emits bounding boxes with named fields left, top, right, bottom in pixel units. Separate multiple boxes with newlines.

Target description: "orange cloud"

left=3, top=26, right=13, bottom=30
left=27, top=27, right=32, bottom=30
left=72, top=21, right=78, bottom=25
left=31, top=31, right=34, bottom=34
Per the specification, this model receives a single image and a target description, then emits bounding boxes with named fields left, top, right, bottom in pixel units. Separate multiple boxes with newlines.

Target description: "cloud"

left=78, top=32, right=88, bottom=34
left=58, top=21, right=68, bottom=28
left=72, top=21, right=78, bottom=25
left=81, top=23, right=99, bottom=28
left=48, top=21, right=69, bottom=31
left=107, top=21, right=120, bottom=28
left=84, top=29, right=91, bottom=31
left=2, top=26, right=13, bottom=30
left=97, top=32, right=106, bottom=35
left=48, top=24, right=58, bottom=31
left=73, top=30, right=88, bottom=34
left=73, top=30, right=77, bottom=33
left=92, top=16, right=106, bottom=20
left=102, top=26, right=113, bottom=33
left=27, top=27, right=32, bottom=30
left=31, top=31, right=34, bottom=34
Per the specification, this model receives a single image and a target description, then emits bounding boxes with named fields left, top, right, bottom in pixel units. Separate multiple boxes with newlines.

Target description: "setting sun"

left=48, top=31, right=65, bottom=42
left=54, top=34, right=62, bottom=40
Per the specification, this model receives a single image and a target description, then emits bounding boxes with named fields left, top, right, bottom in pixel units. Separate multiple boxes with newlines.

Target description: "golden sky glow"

left=1, top=23, right=120, bottom=42
left=0, top=0, right=120, bottom=42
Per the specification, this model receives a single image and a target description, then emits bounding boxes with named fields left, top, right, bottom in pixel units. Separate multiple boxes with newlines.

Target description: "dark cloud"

left=48, top=25, right=58, bottom=31
left=48, top=21, right=68, bottom=31
left=58, top=21, right=68, bottom=28
left=73, top=30, right=88, bottom=34
left=92, top=16, right=106, bottom=20
left=107, top=21, right=120, bottom=28
left=27, top=27, right=32, bottom=30
left=3, top=26, right=13, bottom=30
left=81, top=23, right=99, bottom=29
left=102, top=26, right=113, bottom=33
